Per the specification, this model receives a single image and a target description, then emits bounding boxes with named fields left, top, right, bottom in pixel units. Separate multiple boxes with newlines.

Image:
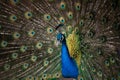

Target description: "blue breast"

left=61, top=41, right=79, bottom=78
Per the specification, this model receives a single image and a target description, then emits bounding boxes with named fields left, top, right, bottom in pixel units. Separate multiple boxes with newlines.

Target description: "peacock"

left=0, top=0, right=120, bottom=80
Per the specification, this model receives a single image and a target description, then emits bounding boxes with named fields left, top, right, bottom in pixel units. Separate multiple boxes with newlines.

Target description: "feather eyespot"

left=28, top=29, right=35, bottom=37
left=11, top=53, right=18, bottom=59
left=13, top=32, right=20, bottom=39
left=99, top=36, right=107, bottom=43
left=31, top=55, right=37, bottom=62
left=47, top=27, right=53, bottom=33
left=47, top=48, right=53, bottom=54
left=20, top=45, right=27, bottom=53
left=10, top=0, right=19, bottom=5
left=88, top=30, right=95, bottom=38
left=44, top=60, right=49, bottom=67
left=101, top=16, right=108, bottom=24
left=44, top=14, right=51, bottom=21
left=105, top=60, right=110, bottom=66
left=88, top=12, right=94, bottom=20
left=79, top=20, right=84, bottom=27
left=42, top=74, right=47, bottom=79
left=10, top=14, right=17, bottom=22
left=1, top=41, right=8, bottom=47
left=60, top=2, right=66, bottom=10
left=67, top=25, right=73, bottom=33
left=74, top=27, right=79, bottom=34
left=27, top=75, right=33, bottom=80
left=59, top=17, right=65, bottom=23
left=22, top=63, right=29, bottom=70
left=91, top=67, right=96, bottom=72
left=75, top=3, right=81, bottom=10
left=36, top=42, right=42, bottom=49
left=110, top=57, right=115, bottom=64
left=67, top=12, right=73, bottom=19
left=55, top=72, right=60, bottom=78
left=4, top=64, right=10, bottom=71
left=111, top=77, right=116, bottom=80
left=97, top=71, right=102, bottom=77
left=24, top=11, right=33, bottom=19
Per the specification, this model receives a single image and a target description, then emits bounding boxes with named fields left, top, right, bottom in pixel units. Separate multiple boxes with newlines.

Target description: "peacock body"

left=0, top=0, right=120, bottom=80
left=57, top=33, right=79, bottom=79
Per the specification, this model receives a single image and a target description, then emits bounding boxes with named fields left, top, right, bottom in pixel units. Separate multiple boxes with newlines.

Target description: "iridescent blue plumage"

left=57, top=33, right=79, bottom=79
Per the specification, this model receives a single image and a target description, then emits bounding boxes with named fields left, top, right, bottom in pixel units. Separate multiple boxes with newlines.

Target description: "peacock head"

left=56, top=33, right=66, bottom=43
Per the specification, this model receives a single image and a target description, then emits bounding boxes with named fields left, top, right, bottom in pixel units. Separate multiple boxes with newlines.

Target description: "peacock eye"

left=67, top=25, right=73, bottom=33
left=105, top=60, right=110, bottom=66
left=111, top=77, right=116, bottom=80
left=47, top=47, right=53, bottom=54
left=28, top=29, right=35, bottom=37
left=88, top=13, right=94, bottom=20
left=47, top=27, right=53, bottom=33
left=74, top=27, right=79, bottom=34
left=22, top=63, right=29, bottom=70
left=10, top=14, right=17, bottom=22
left=13, top=32, right=20, bottom=39
left=110, top=57, right=115, bottom=64
left=36, top=42, right=43, bottom=49
left=111, top=0, right=117, bottom=10
left=44, top=14, right=51, bottom=21
left=97, top=70, right=102, bottom=77
left=1, top=40, right=8, bottom=47
left=11, top=53, right=18, bottom=59
left=27, top=75, right=33, bottom=80
left=31, top=55, right=37, bottom=62
left=55, top=72, right=60, bottom=78
left=79, top=20, right=84, bottom=27
left=101, top=16, right=108, bottom=24
left=20, top=45, right=27, bottom=53
left=59, top=17, right=65, bottom=23
left=99, top=36, right=107, bottom=43
left=67, top=12, right=73, bottom=19
left=88, top=30, right=95, bottom=38
left=42, top=74, right=47, bottom=79
left=79, top=33, right=85, bottom=41
left=44, top=60, right=49, bottom=67
left=60, top=2, right=66, bottom=10
left=4, top=64, right=10, bottom=71
left=91, top=66, right=96, bottom=72
left=10, top=0, right=19, bottom=5
left=24, top=11, right=33, bottom=19
left=75, top=3, right=81, bottom=10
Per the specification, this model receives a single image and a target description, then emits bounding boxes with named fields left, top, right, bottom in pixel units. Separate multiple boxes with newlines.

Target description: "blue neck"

left=61, top=41, right=71, bottom=62
left=61, top=40, right=79, bottom=78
